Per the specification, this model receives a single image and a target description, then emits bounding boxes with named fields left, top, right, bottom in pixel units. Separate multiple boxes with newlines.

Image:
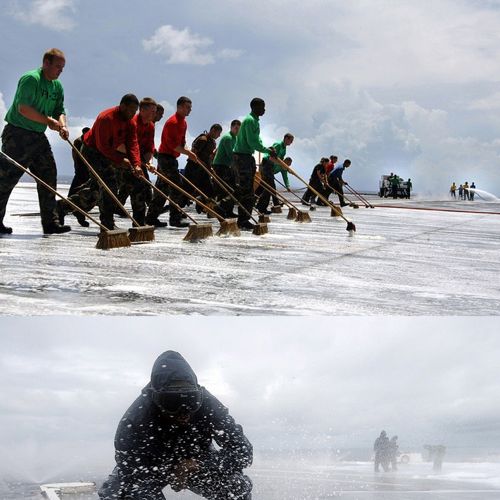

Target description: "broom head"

left=287, top=207, right=297, bottom=220
left=271, top=206, right=282, bottom=214
left=129, top=225, right=155, bottom=243
left=350, top=203, right=360, bottom=209
left=216, top=218, right=240, bottom=237
left=96, top=229, right=131, bottom=250
left=183, top=223, right=213, bottom=242
left=296, top=210, right=312, bottom=223
left=258, top=214, right=271, bottom=223
left=346, top=221, right=356, bottom=234
left=253, top=223, right=268, bottom=235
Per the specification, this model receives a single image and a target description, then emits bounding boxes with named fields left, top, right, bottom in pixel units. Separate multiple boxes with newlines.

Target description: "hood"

left=150, top=351, right=199, bottom=394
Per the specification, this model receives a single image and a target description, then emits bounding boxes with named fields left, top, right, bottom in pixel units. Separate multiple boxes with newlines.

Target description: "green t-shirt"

left=233, top=112, right=269, bottom=155
left=264, top=140, right=290, bottom=188
left=5, top=68, right=66, bottom=133
left=213, top=131, right=236, bottom=167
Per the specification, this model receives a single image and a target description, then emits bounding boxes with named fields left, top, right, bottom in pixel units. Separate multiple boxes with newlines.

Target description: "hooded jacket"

left=113, top=351, right=252, bottom=484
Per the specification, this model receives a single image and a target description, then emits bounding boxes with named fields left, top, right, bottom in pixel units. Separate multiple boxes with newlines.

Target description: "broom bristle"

left=128, top=225, right=155, bottom=243
left=330, top=206, right=343, bottom=217
left=296, top=211, right=312, bottom=223
left=258, top=214, right=271, bottom=223
left=346, top=221, right=356, bottom=233
left=287, top=208, right=297, bottom=220
left=252, top=223, right=268, bottom=235
left=183, top=224, right=213, bottom=242
left=216, top=219, right=240, bottom=237
left=350, top=203, right=359, bottom=209
left=271, top=206, right=282, bottom=214
left=96, top=229, right=131, bottom=250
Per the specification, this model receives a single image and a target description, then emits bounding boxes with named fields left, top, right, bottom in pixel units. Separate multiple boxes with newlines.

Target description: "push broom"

left=149, top=166, right=240, bottom=237
left=194, top=159, right=269, bottom=234
left=140, top=176, right=212, bottom=241
left=274, top=158, right=356, bottom=233
left=65, top=138, right=155, bottom=243
left=257, top=175, right=311, bottom=222
left=0, top=150, right=130, bottom=249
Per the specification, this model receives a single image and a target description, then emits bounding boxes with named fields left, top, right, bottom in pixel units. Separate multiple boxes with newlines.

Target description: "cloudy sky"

left=1, top=0, right=500, bottom=195
left=1, top=316, right=499, bottom=482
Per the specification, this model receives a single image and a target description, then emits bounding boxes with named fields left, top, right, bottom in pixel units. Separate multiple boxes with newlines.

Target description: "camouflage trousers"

left=0, top=124, right=59, bottom=226
left=232, top=153, right=256, bottom=223
left=146, top=154, right=184, bottom=224
left=62, top=145, right=119, bottom=230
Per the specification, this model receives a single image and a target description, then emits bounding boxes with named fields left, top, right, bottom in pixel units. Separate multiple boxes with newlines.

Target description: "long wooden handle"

left=140, top=176, right=198, bottom=225
left=194, top=159, right=258, bottom=224
left=256, top=175, right=296, bottom=210
left=65, top=138, right=141, bottom=227
left=179, top=172, right=217, bottom=205
left=0, top=150, right=107, bottom=231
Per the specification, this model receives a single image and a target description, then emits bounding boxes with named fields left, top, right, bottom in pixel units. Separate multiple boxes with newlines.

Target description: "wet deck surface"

left=1, top=184, right=499, bottom=315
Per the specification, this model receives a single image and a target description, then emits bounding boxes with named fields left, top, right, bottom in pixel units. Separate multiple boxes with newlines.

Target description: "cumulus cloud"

left=143, top=25, right=241, bottom=65
left=9, top=0, right=77, bottom=31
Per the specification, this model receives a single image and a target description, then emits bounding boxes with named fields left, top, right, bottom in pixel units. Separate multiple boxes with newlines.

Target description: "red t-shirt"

left=84, top=106, right=141, bottom=166
left=325, top=161, right=335, bottom=176
left=158, top=112, right=186, bottom=157
left=133, top=114, right=155, bottom=160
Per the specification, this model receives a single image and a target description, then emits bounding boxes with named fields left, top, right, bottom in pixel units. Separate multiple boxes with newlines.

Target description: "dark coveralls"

left=255, top=157, right=275, bottom=212
left=99, top=351, right=253, bottom=500
left=374, top=433, right=389, bottom=472
left=327, top=166, right=347, bottom=206
left=184, top=132, right=216, bottom=201
left=301, top=163, right=325, bottom=204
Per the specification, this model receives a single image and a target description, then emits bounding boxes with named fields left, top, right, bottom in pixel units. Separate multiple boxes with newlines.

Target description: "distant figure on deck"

left=374, top=430, right=389, bottom=472
left=450, top=182, right=456, bottom=198
left=463, top=181, right=470, bottom=200
left=458, top=184, right=463, bottom=200
left=388, top=435, right=399, bottom=471
left=98, top=351, right=253, bottom=500
left=424, top=444, right=446, bottom=472
left=470, top=182, right=476, bottom=201
left=406, top=178, right=412, bottom=199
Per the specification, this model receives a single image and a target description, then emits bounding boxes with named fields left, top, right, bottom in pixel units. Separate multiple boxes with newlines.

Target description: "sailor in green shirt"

left=0, top=48, right=71, bottom=235
left=255, top=133, right=293, bottom=213
left=213, top=119, right=241, bottom=218
left=232, top=98, right=275, bottom=229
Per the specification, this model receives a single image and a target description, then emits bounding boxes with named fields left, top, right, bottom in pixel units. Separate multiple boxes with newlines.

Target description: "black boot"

left=75, top=211, right=90, bottom=227
left=42, top=222, right=71, bottom=234
left=0, top=222, right=13, bottom=234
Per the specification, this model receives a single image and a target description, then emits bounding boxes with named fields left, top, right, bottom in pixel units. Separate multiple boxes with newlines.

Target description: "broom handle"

left=256, top=175, right=297, bottom=210
left=140, top=176, right=198, bottom=225
left=345, top=184, right=373, bottom=207
left=151, top=167, right=225, bottom=223
left=179, top=172, right=218, bottom=205
left=274, top=176, right=312, bottom=205
left=65, top=138, right=141, bottom=227
left=324, top=177, right=356, bottom=205
left=194, top=159, right=259, bottom=224
left=274, top=158, right=352, bottom=224
left=0, top=150, right=107, bottom=231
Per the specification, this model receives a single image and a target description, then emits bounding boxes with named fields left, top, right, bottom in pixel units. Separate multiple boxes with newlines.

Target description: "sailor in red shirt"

left=116, top=97, right=158, bottom=224
left=59, top=94, right=142, bottom=230
left=146, top=96, right=198, bottom=228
